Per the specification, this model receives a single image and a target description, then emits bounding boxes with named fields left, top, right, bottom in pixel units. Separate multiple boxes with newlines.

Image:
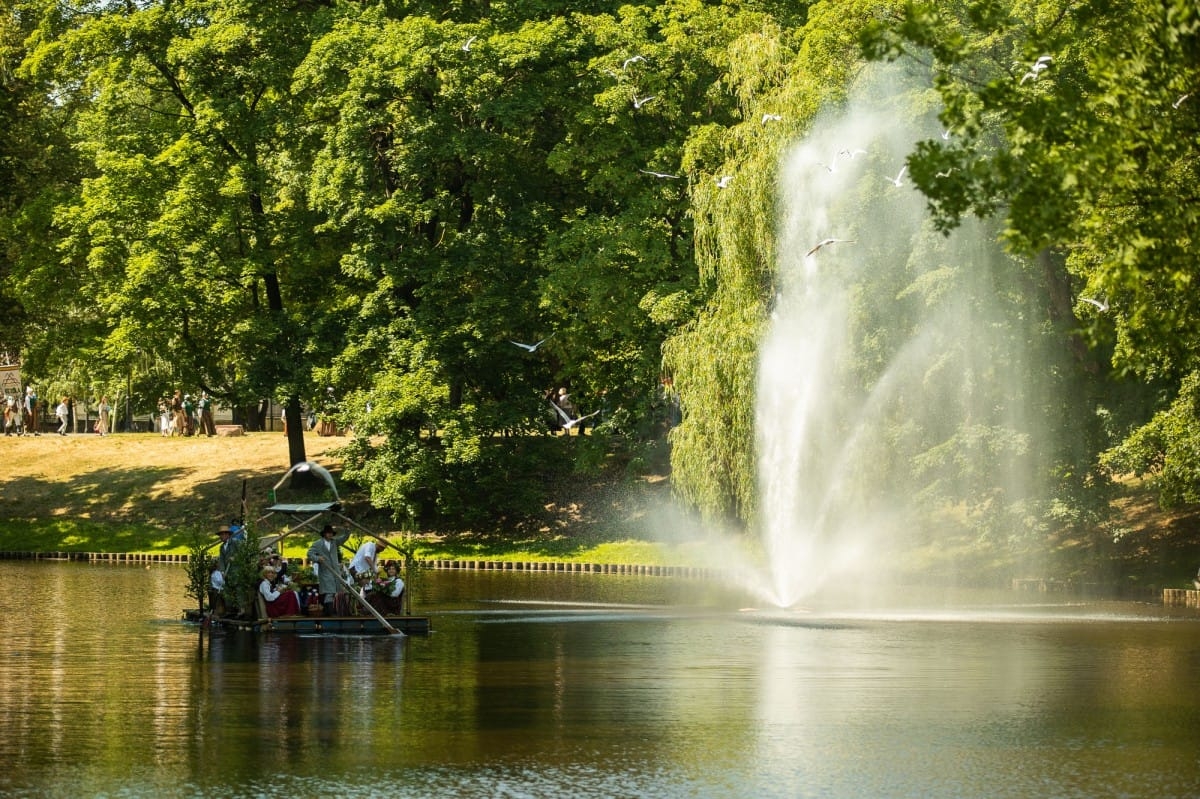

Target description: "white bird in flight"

left=715, top=175, right=733, bottom=189
left=886, top=165, right=907, bottom=187
left=805, top=238, right=856, bottom=257
left=762, top=113, right=782, bottom=124
left=550, top=401, right=600, bottom=430
left=1173, top=93, right=1191, bottom=109
left=511, top=334, right=555, bottom=352
left=462, top=36, right=476, bottom=52
left=1080, top=297, right=1109, bottom=313
left=1020, top=55, right=1052, bottom=84
left=838, top=148, right=867, bottom=159
left=640, top=169, right=680, bottom=179
left=633, top=94, right=655, bottom=109
left=622, top=55, right=646, bottom=70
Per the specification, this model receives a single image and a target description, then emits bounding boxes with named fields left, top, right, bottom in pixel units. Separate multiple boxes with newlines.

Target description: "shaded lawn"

left=0, top=462, right=285, bottom=553
left=0, top=446, right=682, bottom=564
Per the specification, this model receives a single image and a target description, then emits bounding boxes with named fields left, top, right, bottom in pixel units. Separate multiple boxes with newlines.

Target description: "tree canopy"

left=2, top=0, right=1197, bottom=544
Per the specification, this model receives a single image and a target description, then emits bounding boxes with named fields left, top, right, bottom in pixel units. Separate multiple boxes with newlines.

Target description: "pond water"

left=1, top=561, right=1199, bottom=798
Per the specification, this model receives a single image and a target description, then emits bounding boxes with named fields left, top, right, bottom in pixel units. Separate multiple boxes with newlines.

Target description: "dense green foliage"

left=1, top=0, right=1197, bottom=544
left=863, top=0, right=1200, bottom=513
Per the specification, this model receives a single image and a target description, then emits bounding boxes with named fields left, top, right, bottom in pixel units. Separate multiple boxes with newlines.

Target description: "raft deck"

left=184, top=609, right=431, bottom=635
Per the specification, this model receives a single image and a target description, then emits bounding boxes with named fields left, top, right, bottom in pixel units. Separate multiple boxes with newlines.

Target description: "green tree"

left=296, top=10, right=594, bottom=521
left=864, top=0, right=1200, bottom=515
left=662, top=1, right=877, bottom=523
left=0, top=1, right=91, bottom=378
left=22, top=0, right=351, bottom=463
left=295, top=2, right=767, bottom=522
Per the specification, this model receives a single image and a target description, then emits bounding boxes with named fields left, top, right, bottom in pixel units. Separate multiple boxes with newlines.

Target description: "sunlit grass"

left=0, top=518, right=199, bottom=554
left=0, top=431, right=685, bottom=565
left=409, top=536, right=684, bottom=565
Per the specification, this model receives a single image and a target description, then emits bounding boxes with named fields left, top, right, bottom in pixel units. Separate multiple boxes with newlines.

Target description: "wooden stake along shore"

left=4, top=551, right=1198, bottom=608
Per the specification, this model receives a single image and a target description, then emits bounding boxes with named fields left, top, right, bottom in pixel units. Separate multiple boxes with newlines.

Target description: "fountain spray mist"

left=753, top=69, right=1041, bottom=608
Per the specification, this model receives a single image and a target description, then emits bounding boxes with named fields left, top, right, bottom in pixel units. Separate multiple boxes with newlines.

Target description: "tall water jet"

left=754, top=72, right=1042, bottom=609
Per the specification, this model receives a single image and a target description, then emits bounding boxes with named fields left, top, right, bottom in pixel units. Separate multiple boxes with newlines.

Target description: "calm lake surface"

left=1, top=561, right=1199, bottom=798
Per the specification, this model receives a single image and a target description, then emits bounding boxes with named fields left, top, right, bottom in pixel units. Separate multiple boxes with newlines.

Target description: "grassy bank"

left=0, top=430, right=688, bottom=565
left=1, top=430, right=1198, bottom=588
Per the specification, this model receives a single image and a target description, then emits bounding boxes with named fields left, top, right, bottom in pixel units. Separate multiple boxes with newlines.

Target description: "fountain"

left=751, top=73, right=1041, bottom=609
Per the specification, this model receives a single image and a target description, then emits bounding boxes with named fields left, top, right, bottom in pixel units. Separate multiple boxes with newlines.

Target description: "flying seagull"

left=1173, top=93, right=1191, bottom=109
left=1020, top=55, right=1052, bottom=84
left=622, top=55, right=647, bottom=70
left=511, top=334, right=555, bottom=352
left=633, top=94, right=656, bottom=109
left=805, top=238, right=856, bottom=257
left=551, top=401, right=600, bottom=430
left=886, top=165, right=907, bottom=187
left=462, top=36, right=477, bottom=52
left=838, top=148, right=868, bottom=159
left=935, top=168, right=956, bottom=178
left=715, top=175, right=733, bottom=189
left=640, top=169, right=680, bottom=179
left=761, top=113, right=782, bottom=124
left=1080, top=297, right=1109, bottom=313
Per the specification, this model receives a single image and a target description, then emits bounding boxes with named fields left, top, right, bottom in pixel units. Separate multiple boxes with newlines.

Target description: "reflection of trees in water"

left=200, top=631, right=407, bottom=757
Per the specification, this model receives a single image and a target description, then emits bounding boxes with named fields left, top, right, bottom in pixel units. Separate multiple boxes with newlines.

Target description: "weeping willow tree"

left=663, top=4, right=893, bottom=525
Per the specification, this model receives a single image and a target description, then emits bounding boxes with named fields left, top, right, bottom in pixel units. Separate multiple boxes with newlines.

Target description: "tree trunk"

left=257, top=249, right=307, bottom=465
left=285, top=394, right=307, bottom=466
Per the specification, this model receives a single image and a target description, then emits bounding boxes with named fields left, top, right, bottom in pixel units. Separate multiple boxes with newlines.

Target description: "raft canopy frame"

left=254, top=461, right=414, bottom=615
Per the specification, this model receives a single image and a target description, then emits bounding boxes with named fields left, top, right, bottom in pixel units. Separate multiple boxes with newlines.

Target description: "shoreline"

left=0, top=549, right=711, bottom=576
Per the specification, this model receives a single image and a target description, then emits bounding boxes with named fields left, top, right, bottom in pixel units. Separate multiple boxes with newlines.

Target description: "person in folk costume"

left=368, top=560, right=406, bottom=615
left=209, top=524, right=239, bottom=616
left=182, top=393, right=196, bottom=436
left=25, top=386, right=40, bottom=436
left=306, top=523, right=351, bottom=616
left=349, top=538, right=385, bottom=580
left=170, top=389, right=185, bottom=436
left=96, top=395, right=111, bottom=436
left=258, top=565, right=302, bottom=617
left=55, top=396, right=70, bottom=435
left=198, top=391, right=216, bottom=437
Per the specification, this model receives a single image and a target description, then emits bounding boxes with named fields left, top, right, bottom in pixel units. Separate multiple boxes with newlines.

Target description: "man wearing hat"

left=306, top=523, right=350, bottom=616
left=215, top=524, right=239, bottom=584
left=208, top=524, right=239, bottom=616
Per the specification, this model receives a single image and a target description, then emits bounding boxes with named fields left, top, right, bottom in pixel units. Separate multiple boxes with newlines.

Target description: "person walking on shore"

left=158, top=397, right=170, bottom=436
left=198, top=391, right=216, bottom=437
left=3, top=393, right=14, bottom=436
left=55, top=396, right=70, bottom=435
left=25, top=386, right=40, bottom=436
left=97, top=395, right=111, bottom=436
left=170, top=390, right=185, bottom=436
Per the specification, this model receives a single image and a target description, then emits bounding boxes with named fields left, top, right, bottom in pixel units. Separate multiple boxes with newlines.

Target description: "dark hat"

left=321, top=524, right=336, bottom=536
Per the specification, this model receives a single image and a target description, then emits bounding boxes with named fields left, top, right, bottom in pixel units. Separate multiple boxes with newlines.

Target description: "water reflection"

left=2, top=562, right=1200, bottom=798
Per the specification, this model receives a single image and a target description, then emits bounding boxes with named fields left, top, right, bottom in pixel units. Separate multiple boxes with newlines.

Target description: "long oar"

left=334, top=569, right=402, bottom=635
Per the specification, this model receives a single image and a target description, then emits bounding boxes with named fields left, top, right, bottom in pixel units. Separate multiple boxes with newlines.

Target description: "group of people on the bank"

left=158, top=389, right=216, bottom=437
left=209, top=521, right=405, bottom=620
left=4, top=386, right=114, bottom=437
